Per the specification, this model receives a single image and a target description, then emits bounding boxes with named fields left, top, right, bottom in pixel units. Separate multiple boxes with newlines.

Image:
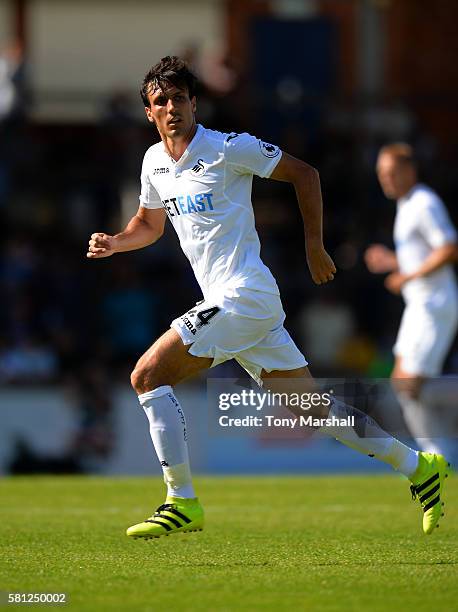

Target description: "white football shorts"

left=393, top=298, right=458, bottom=376
left=171, top=287, right=307, bottom=384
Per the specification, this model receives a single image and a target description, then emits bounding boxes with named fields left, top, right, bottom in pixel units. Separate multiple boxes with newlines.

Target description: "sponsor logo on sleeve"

left=259, top=141, right=280, bottom=158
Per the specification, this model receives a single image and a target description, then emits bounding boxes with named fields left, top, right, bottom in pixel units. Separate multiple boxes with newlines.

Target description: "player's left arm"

left=385, top=243, right=457, bottom=294
left=412, top=243, right=457, bottom=276
left=270, top=152, right=336, bottom=284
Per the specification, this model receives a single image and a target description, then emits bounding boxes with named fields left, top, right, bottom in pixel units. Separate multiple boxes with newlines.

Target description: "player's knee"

left=391, top=370, right=404, bottom=391
left=130, top=367, right=146, bottom=395
left=130, top=361, right=160, bottom=395
left=391, top=375, right=421, bottom=400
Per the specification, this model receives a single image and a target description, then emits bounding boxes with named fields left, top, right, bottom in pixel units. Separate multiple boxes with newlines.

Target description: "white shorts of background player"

left=394, top=295, right=458, bottom=377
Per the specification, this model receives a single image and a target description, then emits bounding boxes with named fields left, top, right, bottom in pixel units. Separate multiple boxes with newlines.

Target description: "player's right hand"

left=364, top=244, right=397, bottom=273
left=306, top=244, right=336, bottom=284
left=87, top=233, right=115, bottom=259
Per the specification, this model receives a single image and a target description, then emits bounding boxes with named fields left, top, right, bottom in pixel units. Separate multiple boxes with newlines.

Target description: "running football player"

left=88, top=58, right=449, bottom=538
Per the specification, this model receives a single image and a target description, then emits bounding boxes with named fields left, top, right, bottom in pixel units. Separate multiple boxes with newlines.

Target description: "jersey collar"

left=398, top=183, right=421, bottom=207
left=164, top=124, right=204, bottom=168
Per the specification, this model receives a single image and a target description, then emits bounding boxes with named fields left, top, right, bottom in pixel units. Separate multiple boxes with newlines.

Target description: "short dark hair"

left=378, top=142, right=417, bottom=168
left=140, top=56, right=198, bottom=107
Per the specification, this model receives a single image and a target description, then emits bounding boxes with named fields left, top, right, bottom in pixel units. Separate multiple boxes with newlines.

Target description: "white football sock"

left=320, top=399, right=419, bottom=478
left=138, top=385, right=196, bottom=499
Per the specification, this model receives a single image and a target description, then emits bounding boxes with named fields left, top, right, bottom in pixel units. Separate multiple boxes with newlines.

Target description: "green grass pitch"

left=1, top=475, right=457, bottom=611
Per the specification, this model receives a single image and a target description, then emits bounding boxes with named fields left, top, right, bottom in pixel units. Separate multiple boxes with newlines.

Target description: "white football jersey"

left=394, top=184, right=457, bottom=303
left=139, top=125, right=283, bottom=301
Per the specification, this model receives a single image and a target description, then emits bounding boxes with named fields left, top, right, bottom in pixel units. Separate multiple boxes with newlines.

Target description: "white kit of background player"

left=366, top=144, right=458, bottom=461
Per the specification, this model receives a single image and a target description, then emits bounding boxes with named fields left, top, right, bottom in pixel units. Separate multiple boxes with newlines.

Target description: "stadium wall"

left=0, top=1, right=14, bottom=45
left=28, top=0, right=224, bottom=90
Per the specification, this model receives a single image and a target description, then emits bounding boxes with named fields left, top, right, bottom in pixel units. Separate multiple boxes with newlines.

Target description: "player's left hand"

left=384, top=271, right=411, bottom=294
left=306, top=244, right=336, bottom=284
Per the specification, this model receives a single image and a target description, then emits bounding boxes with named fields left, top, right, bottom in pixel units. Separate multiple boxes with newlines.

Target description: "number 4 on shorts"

left=197, top=306, right=220, bottom=327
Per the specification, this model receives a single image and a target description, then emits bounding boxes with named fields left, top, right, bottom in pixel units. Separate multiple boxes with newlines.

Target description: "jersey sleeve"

left=417, top=197, right=457, bottom=249
left=139, top=153, right=162, bottom=209
left=224, top=132, right=282, bottom=178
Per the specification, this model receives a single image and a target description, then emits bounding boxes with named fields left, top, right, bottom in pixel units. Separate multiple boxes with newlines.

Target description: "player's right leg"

left=126, top=328, right=211, bottom=539
left=127, top=290, right=290, bottom=539
left=126, top=291, right=276, bottom=540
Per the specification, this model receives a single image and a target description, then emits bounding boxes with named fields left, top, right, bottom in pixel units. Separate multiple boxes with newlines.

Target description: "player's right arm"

left=86, top=206, right=166, bottom=259
left=364, top=244, right=398, bottom=273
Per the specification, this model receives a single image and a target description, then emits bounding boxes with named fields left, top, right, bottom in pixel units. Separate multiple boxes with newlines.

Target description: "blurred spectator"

left=69, top=363, right=115, bottom=471
left=101, top=261, right=159, bottom=365
left=199, top=45, right=237, bottom=97
left=296, top=295, right=356, bottom=371
left=0, top=40, right=25, bottom=210
left=0, top=337, right=58, bottom=384
left=1, top=237, right=40, bottom=291
left=0, top=40, right=24, bottom=124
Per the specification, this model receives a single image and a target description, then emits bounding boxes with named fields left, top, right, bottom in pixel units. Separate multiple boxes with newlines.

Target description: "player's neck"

left=161, top=122, right=198, bottom=162
left=398, top=180, right=418, bottom=199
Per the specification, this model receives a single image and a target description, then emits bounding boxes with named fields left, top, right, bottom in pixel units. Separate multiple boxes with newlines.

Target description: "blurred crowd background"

left=1, top=0, right=457, bottom=473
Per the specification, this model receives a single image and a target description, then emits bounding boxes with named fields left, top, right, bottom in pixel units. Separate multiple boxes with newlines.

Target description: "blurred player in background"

left=88, top=58, right=449, bottom=540
left=365, top=143, right=458, bottom=459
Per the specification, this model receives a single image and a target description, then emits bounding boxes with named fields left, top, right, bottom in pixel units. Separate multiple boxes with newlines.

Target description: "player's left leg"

left=261, top=366, right=450, bottom=534
left=261, top=366, right=420, bottom=477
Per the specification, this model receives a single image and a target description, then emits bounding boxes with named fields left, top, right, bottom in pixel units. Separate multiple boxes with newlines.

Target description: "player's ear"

left=145, top=106, right=155, bottom=124
left=191, top=96, right=196, bottom=114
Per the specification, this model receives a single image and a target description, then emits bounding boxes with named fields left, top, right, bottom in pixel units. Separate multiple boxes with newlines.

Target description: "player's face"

left=145, top=84, right=196, bottom=139
left=376, top=153, right=413, bottom=199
